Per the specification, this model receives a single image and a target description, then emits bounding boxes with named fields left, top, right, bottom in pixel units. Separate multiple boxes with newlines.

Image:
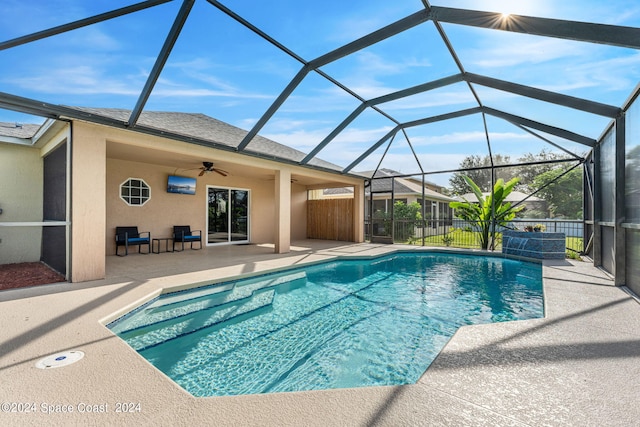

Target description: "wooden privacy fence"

left=307, top=199, right=354, bottom=241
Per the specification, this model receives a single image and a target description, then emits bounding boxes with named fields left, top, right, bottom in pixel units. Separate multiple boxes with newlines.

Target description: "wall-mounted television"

left=167, top=175, right=196, bottom=195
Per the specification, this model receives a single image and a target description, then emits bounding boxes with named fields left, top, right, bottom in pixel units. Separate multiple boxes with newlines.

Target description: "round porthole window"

left=120, top=178, right=151, bottom=206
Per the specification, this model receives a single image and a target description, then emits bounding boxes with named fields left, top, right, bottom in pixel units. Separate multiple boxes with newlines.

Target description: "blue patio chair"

left=115, top=226, right=151, bottom=256
left=173, top=225, right=202, bottom=251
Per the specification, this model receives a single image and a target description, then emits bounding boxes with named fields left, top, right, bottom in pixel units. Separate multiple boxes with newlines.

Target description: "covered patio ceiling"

left=1, top=0, right=639, bottom=185
left=106, top=139, right=350, bottom=187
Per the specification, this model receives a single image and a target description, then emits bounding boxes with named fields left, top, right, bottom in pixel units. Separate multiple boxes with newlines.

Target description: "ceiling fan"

left=197, top=161, right=228, bottom=177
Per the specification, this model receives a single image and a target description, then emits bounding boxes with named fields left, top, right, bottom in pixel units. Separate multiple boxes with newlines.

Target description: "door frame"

left=205, top=185, right=251, bottom=246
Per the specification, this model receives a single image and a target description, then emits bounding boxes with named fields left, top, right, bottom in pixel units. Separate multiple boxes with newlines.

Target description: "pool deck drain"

left=1, top=242, right=639, bottom=426
left=35, top=351, right=85, bottom=369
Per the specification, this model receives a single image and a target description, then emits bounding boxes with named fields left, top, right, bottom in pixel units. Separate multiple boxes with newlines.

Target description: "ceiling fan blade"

left=214, top=169, right=228, bottom=177
left=198, top=169, right=206, bottom=176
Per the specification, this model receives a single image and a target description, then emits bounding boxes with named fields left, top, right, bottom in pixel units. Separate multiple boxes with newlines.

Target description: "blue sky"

left=1, top=0, right=640, bottom=185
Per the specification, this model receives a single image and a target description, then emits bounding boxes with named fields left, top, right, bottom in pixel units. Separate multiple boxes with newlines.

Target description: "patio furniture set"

left=115, top=225, right=202, bottom=256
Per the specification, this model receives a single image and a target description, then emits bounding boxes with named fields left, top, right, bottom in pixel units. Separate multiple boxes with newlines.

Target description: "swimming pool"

left=108, top=252, right=543, bottom=397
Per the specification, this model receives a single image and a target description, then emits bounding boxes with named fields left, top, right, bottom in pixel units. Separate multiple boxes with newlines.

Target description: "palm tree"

left=450, top=176, right=524, bottom=250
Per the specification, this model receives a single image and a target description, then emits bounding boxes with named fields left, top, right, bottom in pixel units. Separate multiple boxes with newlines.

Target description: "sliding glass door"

left=207, top=186, right=249, bottom=244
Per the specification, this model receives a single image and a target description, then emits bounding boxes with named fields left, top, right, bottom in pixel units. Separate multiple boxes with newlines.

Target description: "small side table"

left=152, top=237, right=174, bottom=254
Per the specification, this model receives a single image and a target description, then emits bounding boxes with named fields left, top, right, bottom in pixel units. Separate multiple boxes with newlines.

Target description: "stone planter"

left=502, top=230, right=566, bottom=259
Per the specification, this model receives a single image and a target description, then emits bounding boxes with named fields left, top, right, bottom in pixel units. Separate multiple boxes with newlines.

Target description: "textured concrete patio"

left=1, top=241, right=639, bottom=426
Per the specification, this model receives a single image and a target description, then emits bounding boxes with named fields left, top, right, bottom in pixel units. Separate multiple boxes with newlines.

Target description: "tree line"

left=447, top=150, right=583, bottom=219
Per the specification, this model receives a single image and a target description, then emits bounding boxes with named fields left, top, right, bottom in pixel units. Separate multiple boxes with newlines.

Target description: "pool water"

left=108, top=252, right=543, bottom=397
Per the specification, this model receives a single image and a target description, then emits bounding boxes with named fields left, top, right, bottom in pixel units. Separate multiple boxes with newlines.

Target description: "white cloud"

left=351, top=152, right=463, bottom=185
left=153, top=76, right=272, bottom=100
left=408, top=130, right=533, bottom=147
left=277, top=91, right=359, bottom=114
left=6, top=65, right=140, bottom=95
left=263, top=124, right=394, bottom=151
left=323, top=51, right=435, bottom=98
left=381, top=89, right=477, bottom=111
left=327, top=13, right=397, bottom=47
left=262, top=129, right=326, bottom=149
left=5, top=59, right=273, bottom=100
left=467, top=37, right=588, bottom=68
left=353, top=51, right=431, bottom=76
left=332, top=126, right=396, bottom=144
left=558, top=52, right=640, bottom=91
left=167, top=56, right=296, bottom=90
left=237, top=118, right=259, bottom=129
left=68, top=27, right=121, bottom=51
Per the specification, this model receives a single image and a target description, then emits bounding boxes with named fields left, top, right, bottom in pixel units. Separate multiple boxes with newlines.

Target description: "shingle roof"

left=67, top=107, right=343, bottom=172
left=367, top=169, right=455, bottom=202
left=370, top=177, right=453, bottom=201
left=323, top=187, right=353, bottom=195
left=359, top=168, right=443, bottom=188
left=0, top=122, right=41, bottom=139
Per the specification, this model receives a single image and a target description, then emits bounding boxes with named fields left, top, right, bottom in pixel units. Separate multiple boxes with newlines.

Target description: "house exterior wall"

left=17, top=118, right=364, bottom=282
left=353, top=183, right=364, bottom=242
left=70, top=122, right=106, bottom=282
left=0, top=143, right=43, bottom=263
left=369, top=194, right=453, bottom=217
left=105, top=157, right=282, bottom=255
left=291, top=183, right=308, bottom=240
left=274, top=169, right=291, bottom=253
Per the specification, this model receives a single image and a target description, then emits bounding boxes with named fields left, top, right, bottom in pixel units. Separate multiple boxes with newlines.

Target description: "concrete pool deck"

left=1, top=241, right=639, bottom=426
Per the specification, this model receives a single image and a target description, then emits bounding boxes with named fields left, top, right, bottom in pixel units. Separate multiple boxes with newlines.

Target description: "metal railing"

left=365, top=218, right=584, bottom=254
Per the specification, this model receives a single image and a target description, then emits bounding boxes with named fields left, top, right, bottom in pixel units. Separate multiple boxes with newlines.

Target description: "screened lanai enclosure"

left=0, top=1, right=639, bottom=292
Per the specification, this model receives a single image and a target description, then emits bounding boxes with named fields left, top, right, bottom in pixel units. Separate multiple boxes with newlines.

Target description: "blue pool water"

left=108, top=252, right=543, bottom=397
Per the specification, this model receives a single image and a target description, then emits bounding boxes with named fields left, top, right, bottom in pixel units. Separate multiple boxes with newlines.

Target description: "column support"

left=353, top=182, right=365, bottom=242
left=274, top=168, right=291, bottom=253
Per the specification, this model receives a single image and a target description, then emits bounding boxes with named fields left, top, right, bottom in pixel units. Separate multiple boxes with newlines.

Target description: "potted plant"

left=534, top=224, right=546, bottom=232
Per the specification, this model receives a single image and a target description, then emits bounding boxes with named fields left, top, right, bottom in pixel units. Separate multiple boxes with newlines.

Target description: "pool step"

left=147, top=276, right=416, bottom=380
left=121, top=289, right=276, bottom=351
left=110, top=271, right=306, bottom=333
left=152, top=271, right=305, bottom=312
left=316, top=270, right=396, bottom=295
left=149, top=283, right=235, bottom=310
left=164, top=295, right=393, bottom=396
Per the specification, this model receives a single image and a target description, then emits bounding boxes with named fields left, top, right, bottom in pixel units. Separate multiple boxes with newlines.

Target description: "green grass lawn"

left=406, top=229, right=584, bottom=258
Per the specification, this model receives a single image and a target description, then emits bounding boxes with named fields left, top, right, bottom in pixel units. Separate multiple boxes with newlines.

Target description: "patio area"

left=1, top=240, right=639, bottom=426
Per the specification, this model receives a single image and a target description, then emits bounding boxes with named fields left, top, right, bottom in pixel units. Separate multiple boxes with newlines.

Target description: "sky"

left=1, top=0, right=640, bottom=186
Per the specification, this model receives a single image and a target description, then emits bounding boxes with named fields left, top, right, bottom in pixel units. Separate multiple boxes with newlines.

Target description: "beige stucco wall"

left=0, top=117, right=364, bottom=281
left=71, top=122, right=106, bottom=282
left=0, top=143, right=43, bottom=264
left=291, top=183, right=308, bottom=240
left=105, top=158, right=280, bottom=255
left=353, top=183, right=365, bottom=242
left=60, top=118, right=364, bottom=281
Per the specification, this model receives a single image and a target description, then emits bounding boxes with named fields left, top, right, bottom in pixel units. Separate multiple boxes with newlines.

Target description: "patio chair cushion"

left=173, top=225, right=202, bottom=251
left=115, top=226, right=151, bottom=256
left=127, top=237, right=150, bottom=244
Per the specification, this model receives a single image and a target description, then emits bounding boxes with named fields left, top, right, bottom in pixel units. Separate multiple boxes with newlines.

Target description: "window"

left=120, top=178, right=150, bottom=206
left=439, top=202, right=453, bottom=226
left=372, top=199, right=387, bottom=214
